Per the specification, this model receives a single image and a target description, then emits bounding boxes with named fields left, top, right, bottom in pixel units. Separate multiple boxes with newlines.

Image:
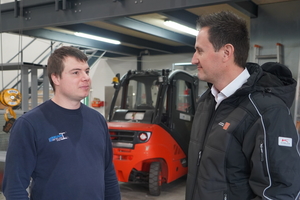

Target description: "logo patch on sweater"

left=218, top=122, right=231, bottom=130
left=278, top=137, right=292, bottom=147
left=49, top=132, right=68, bottom=142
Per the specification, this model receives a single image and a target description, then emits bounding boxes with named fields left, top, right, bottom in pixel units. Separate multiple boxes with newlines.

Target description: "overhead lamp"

left=173, top=62, right=193, bottom=66
left=164, top=20, right=198, bottom=36
left=74, top=32, right=121, bottom=45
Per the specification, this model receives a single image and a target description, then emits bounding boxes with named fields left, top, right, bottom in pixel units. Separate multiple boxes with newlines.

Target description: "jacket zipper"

left=224, top=193, right=227, bottom=200
left=260, top=142, right=264, bottom=161
left=191, top=95, right=217, bottom=199
left=260, top=141, right=268, bottom=176
left=191, top=150, right=202, bottom=199
left=197, top=151, right=202, bottom=165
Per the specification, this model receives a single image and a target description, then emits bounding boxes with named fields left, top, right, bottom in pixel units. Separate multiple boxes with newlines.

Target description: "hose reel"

left=0, top=88, right=22, bottom=133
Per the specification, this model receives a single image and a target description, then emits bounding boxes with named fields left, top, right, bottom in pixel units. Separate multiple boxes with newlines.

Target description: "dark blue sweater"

left=3, top=100, right=121, bottom=200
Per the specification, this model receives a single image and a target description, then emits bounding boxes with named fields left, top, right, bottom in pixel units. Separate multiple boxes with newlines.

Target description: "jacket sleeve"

left=3, top=117, right=36, bottom=200
left=103, top=121, right=121, bottom=200
left=249, top=105, right=300, bottom=200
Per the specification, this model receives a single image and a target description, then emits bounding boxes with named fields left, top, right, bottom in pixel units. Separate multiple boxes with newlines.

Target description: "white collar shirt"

left=211, top=68, right=250, bottom=109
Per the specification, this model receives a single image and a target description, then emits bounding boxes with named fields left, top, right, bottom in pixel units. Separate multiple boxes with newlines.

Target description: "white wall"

left=142, top=53, right=193, bottom=69
left=88, top=57, right=136, bottom=115
left=0, top=0, right=14, bottom=4
left=249, top=1, right=300, bottom=79
left=88, top=53, right=193, bottom=116
left=0, top=33, right=72, bottom=89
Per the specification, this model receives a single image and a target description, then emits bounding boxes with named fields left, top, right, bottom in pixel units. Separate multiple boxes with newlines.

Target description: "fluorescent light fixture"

left=164, top=20, right=198, bottom=36
left=174, top=62, right=193, bottom=66
left=74, top=32, right=121, bottom=45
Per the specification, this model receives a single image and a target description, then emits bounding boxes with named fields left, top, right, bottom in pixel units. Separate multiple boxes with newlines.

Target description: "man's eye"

left=197, top=50, right=204, bottom=55
left=73, top=71, right=78, bottom=74
left=86, top=71, right=90, bottom=75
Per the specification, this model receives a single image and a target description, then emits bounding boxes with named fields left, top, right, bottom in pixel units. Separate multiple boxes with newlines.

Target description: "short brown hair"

left=197, top=11, right=249, bottom=68
left=47, top=46, right=88, bottom=91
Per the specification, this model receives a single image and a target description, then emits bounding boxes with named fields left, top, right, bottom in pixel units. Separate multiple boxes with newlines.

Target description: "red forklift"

left=107, top=69, right=198, bottom=196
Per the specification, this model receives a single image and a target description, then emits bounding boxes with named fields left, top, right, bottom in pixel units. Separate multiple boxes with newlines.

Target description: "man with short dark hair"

left=186, top=11, right=300, bottom=200
left=3, top=46, right=121, bottom=200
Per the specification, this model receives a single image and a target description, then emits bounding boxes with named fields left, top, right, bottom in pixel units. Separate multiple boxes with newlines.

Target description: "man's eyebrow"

left=69, top=68, right=89, bottom=71
left=195, top=47, right=202, bottom=51
left=69, top=68, right=81, bottom=72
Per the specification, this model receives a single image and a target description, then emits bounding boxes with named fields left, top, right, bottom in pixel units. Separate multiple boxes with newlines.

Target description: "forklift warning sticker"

left=179, top=113, right=191, bottom=121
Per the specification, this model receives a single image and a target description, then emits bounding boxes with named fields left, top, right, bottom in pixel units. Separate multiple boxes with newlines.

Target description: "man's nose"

left=82, top=72, right=90, bottom=81
left=191, top=52, right=198, bottom=65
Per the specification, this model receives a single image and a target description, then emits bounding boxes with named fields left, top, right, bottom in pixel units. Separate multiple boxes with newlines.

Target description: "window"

left=175, top=80, right=193, bottom=114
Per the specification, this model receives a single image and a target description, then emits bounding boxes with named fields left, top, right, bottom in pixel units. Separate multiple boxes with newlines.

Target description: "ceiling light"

left=164, top=20, right=198, bottom=36
left=173, top=62, right=193, bottom=66
left=74, top=32, right=121, bottom=45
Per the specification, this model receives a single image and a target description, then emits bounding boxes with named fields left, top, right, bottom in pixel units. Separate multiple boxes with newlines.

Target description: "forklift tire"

left=149, top=162, right=162, bottom=196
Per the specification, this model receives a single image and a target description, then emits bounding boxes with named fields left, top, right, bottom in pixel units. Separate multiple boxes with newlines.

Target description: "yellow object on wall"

left=0, top=88, right=22, bottom=122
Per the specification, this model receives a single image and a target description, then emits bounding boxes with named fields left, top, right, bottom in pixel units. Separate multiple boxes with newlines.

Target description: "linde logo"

left=278, top=137, right=292, bottom=147
left=218, top=122, right=231, bottom=130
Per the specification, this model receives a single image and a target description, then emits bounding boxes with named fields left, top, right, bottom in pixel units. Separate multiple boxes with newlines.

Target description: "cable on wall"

left=0, top=0, right=3, bottom=91
left=16, top=0, right=25, bottom=90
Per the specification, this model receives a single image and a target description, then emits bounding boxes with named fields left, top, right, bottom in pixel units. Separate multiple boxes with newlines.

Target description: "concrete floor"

left=0, top=176, right=186, bottom=200
left=120, top=176, right=186, bottom=200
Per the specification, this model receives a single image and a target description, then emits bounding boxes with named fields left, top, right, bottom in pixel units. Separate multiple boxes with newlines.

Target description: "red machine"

left=107, top=69, right=198, bottom=195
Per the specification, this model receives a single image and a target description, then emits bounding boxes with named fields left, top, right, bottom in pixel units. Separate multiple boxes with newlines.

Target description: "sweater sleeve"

left=249, top=105, right=300, bottom=200
left=3, top=117, right=37, bottom=200
left=103, top=121, right=121, bottom=200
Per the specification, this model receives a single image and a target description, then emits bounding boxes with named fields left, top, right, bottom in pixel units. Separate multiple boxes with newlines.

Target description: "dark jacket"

left=185, top=62, right=300, bottom=200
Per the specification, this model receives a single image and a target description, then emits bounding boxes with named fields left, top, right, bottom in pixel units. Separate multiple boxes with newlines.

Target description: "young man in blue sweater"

left=3, top=46, right=121, bottom=200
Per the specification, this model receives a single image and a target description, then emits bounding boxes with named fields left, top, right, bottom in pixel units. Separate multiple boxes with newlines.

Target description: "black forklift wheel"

left=149, top=162, right=162, bottom=196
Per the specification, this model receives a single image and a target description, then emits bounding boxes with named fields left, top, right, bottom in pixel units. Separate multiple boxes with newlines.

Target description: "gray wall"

left=249, top=0, right=300, bottom=120
left=250, top=0, right=300, bottom=77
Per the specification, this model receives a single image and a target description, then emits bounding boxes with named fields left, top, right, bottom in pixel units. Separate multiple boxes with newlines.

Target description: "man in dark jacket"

left=186, top=11, right=300, bottom=200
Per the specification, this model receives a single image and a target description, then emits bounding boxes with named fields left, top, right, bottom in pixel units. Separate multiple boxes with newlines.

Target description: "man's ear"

left=222, top=44, right=234, bottom=62
left=51, top=74, right=60, bottom=86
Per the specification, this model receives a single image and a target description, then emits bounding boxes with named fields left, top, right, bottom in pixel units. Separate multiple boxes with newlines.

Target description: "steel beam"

left=43, top=68, right=50, bottom=102
left=228, top=1, right=258, bottom=18
left=30, top=67, right=38, bottom=109
left=59, top=24, right=175, bottom=54
left=17, top=29, right=141, bottom=56
left=21, top=65, right=29, bottom=112
left=0, top=0, right=245, bottom=32
left=106, top=17, right=195, bottom=47
left=160, top=10, right=199, bottom=29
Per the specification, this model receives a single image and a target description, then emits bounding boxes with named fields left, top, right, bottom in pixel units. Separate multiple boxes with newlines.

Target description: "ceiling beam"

left=228, top=1, right=258, bottom=18
left=160, top=10, right=199, bottom=29
left=58, top=24, right=175, bottom=54
left=16, top=29, right=141, bottom=56
left=105, top=17, right=195, bottom=47
left=15, top=28, right=184, bottom=57
left=0, top=0, right=242, bottom=32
